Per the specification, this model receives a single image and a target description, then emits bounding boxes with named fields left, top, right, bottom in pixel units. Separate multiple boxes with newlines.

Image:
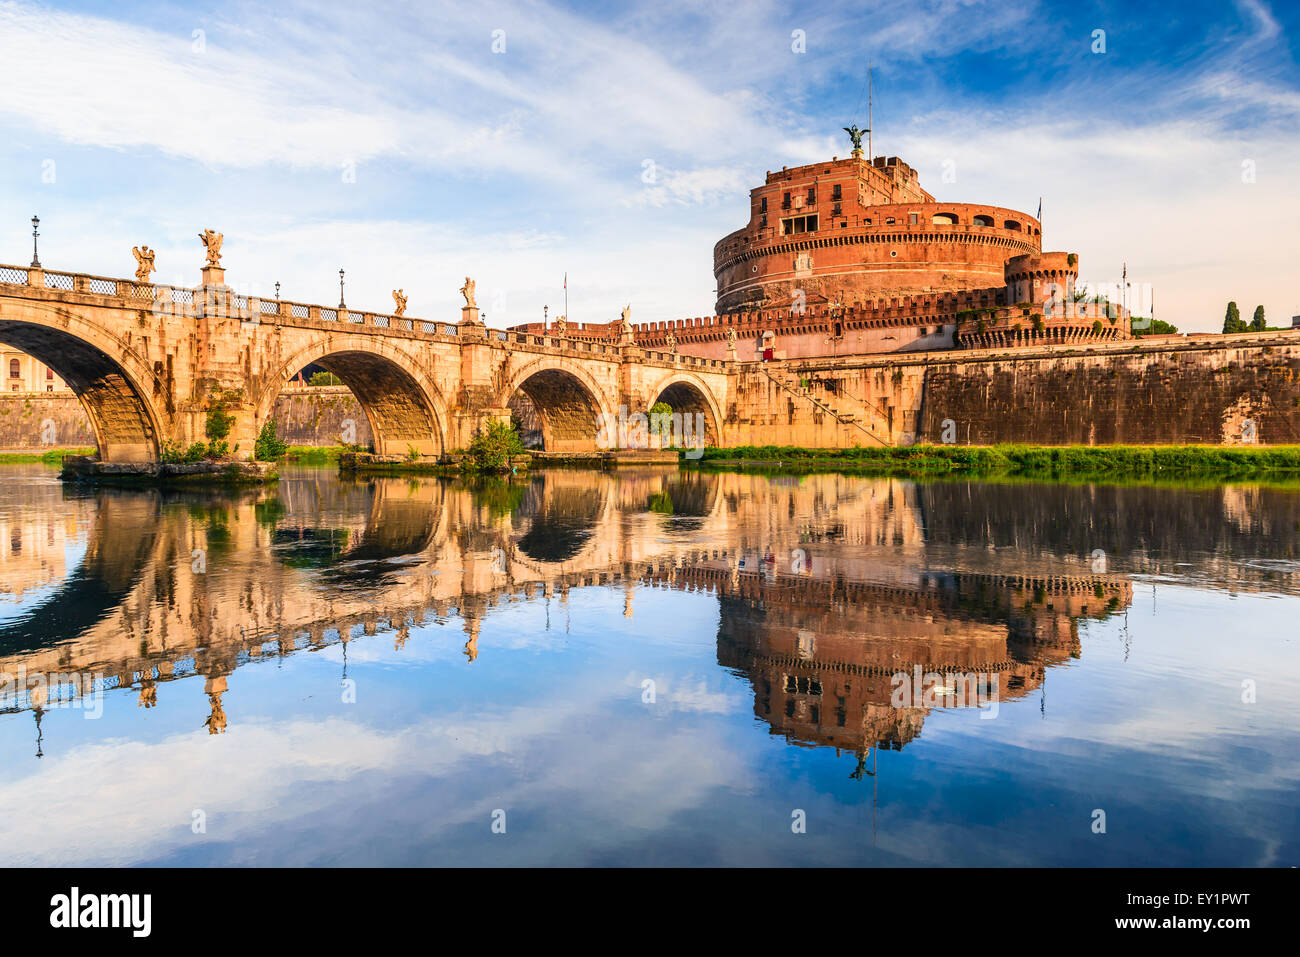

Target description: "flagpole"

left=564, top=272, right=568, bottom=322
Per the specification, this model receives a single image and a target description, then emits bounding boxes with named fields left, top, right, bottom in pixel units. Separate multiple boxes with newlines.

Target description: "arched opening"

left=973, top=214, right=995, bottom=227
left=0, top=320, right=158, bottom=463
left=273, top=349, right=444, bottom=458
left=1004, top=219, right=1022, bottom=231
left=932, top=212, right=959, bottom=226
left=650, top=379, right=721, bottom=448
left=514, top=474, right=603, bottom=563
left=506, top=368, right=603, bottom=453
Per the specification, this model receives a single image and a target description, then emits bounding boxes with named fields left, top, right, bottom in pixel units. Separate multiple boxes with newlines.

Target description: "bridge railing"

left=0, top=263, right=732, bottom=369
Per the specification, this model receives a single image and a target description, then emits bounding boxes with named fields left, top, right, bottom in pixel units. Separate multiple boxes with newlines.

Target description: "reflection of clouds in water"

left=0, top=690, right=751, bottom=866
left=624, top=672, right=744, bottom=715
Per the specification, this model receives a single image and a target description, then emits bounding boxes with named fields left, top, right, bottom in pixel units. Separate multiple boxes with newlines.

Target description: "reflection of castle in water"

left=679, top=562, right=1130, bottom=755
left=5, top=467, right=1297, bottom=758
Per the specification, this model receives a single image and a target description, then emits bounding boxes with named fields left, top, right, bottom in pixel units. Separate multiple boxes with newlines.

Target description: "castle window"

left=885, top=217, right=895, bottom=225
left=973, top=214, right=994, bottom=227
left=1004, top=219, right=1021, bottom=231
left=45, top=367, right=53, bottom=379
left=782, top=192, right=791, bottom=209
left=760, top=196, right=767, bottom=213
left=909, top=212, right=918, bottom=225
left=8, top=359, right=18, bottom=378
left=806, top=187, right=816, bottom=204
left=932, top=212, right=959, bottom=225
left=781, top=215, right=818, bottom=235
left=832, top=184, right=842, bottom=200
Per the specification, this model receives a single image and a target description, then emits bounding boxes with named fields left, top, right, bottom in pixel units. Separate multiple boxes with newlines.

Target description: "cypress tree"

left=1223, top=301, right=1243, bottom=333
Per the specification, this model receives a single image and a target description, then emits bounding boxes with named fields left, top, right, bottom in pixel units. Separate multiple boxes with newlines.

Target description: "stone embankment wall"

left=272, top=387, right=373, bottom=446
left=0, top=394, right=96, bottom=448
left=0, top=387, right=370, bottom=450
left=724, top=331, right=1300, bottom=447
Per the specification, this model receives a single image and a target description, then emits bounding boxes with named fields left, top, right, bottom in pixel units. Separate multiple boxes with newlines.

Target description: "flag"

left=1036, top=197, right=1042, bottom=220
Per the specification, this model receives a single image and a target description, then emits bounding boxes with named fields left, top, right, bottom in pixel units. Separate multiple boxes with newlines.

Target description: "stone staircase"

left=760, top=365, right=890, bottom=445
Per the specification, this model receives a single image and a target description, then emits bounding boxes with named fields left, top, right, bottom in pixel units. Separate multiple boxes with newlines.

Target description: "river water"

left=0, top=464, right=1296, bottom=866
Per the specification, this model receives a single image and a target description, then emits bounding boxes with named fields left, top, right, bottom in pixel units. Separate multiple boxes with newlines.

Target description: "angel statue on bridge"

left=553, top=313, right=567, bottom=337
left=460, top=277, right=476, bottom=308
left=198, top=228, right=223, bottom=268
left=392, top=289, right=408, bottom=317
left=131, top=245, right=156, bottom=283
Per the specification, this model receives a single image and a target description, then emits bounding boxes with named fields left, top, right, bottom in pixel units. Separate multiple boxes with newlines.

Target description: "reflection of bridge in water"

left=6, top=468, right=1296, bottom=758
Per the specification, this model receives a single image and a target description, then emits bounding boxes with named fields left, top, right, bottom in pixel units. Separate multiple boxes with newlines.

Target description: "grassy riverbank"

left=284, top=445, right=350, bottom=464
left=0, top=447, right=95, bottom=464
left=687, top=444, right=1300, bottom=483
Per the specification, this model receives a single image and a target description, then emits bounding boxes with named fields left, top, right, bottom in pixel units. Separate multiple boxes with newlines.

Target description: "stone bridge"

left=0, top=257, right=734, bottom=463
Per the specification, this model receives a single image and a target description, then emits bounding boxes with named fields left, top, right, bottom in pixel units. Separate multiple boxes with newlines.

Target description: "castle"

left=510, top=138, right=1131, bottom=360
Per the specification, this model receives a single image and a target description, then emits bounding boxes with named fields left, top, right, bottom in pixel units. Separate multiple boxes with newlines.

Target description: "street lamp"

left=274, top=281, right=281, bottom=300
left=30, top=215, right=40, bottom=268
left=338, top=268, right=346, bottom=309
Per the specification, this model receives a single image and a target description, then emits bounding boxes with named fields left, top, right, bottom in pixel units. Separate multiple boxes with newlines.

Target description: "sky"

left=0, top=0, right=1296, bottom=332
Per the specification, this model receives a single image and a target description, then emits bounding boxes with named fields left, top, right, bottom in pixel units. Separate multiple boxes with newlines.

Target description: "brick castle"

left=511, top=140, right=1131, bottom=360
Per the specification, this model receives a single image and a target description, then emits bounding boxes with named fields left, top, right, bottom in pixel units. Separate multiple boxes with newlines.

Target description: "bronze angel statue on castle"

left=843, top=125, right=868, bottom=153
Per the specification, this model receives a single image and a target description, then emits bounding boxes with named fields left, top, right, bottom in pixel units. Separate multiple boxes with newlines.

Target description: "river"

left=0, top=464, right=1296, bottom=865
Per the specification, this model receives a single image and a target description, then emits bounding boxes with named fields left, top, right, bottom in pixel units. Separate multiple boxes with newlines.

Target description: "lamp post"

left=274, top=281, right=280, bottom=300
left=338, top=268, right=346, bottom=309
left=30, top=215, right=40, bottom=268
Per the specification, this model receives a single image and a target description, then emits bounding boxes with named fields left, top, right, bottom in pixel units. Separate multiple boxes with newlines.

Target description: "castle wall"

left=724, top=331, right=1300, bottom=448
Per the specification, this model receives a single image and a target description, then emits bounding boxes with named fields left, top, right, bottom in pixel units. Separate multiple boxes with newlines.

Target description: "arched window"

left=1003, top=219, right=1021, bottom=231
left=932, top=212, right=958, bottom=225
left=8, top=359, right=19, bottom=379
left=973, top=214, right=994, bottom=227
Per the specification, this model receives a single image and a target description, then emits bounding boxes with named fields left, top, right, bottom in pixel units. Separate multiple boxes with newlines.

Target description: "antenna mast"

left=867, top=60, right=872, bottom=161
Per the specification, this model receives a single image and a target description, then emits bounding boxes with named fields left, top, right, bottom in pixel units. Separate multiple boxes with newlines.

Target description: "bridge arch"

left=502, top=359, right=613, bottom=453
left=258, top=336, right=449, bottom=458
left=647, top=371, right=723, bottom=447
left=0, top=304, right=162, bottom=463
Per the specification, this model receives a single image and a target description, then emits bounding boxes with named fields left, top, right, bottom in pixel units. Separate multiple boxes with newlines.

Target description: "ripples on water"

left=0, top=464, right=1296, bottom=866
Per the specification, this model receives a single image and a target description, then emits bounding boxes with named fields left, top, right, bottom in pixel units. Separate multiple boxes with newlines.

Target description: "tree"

left=1223, top=301, right=1246, bottom=334
left=1250, top=305, right=1267, bottom=331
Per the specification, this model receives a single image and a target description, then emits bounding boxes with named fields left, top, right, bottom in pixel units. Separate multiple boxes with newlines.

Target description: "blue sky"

left=1, top=0, right=1296, bottom=331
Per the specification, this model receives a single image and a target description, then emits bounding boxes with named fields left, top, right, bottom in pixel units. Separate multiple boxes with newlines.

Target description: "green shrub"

left=205, top=405, right=235, bottom=441
left=462, top=420, right=525, bottom=473
left=254, top=420, right=288, bottom=461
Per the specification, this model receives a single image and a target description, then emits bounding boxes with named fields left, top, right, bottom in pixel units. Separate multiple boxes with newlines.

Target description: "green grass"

left=283, top=445, right=349, bottom=464
left=0, top=447, right=95, bottom=464
left=688, top=443, right=1300, bottom=485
